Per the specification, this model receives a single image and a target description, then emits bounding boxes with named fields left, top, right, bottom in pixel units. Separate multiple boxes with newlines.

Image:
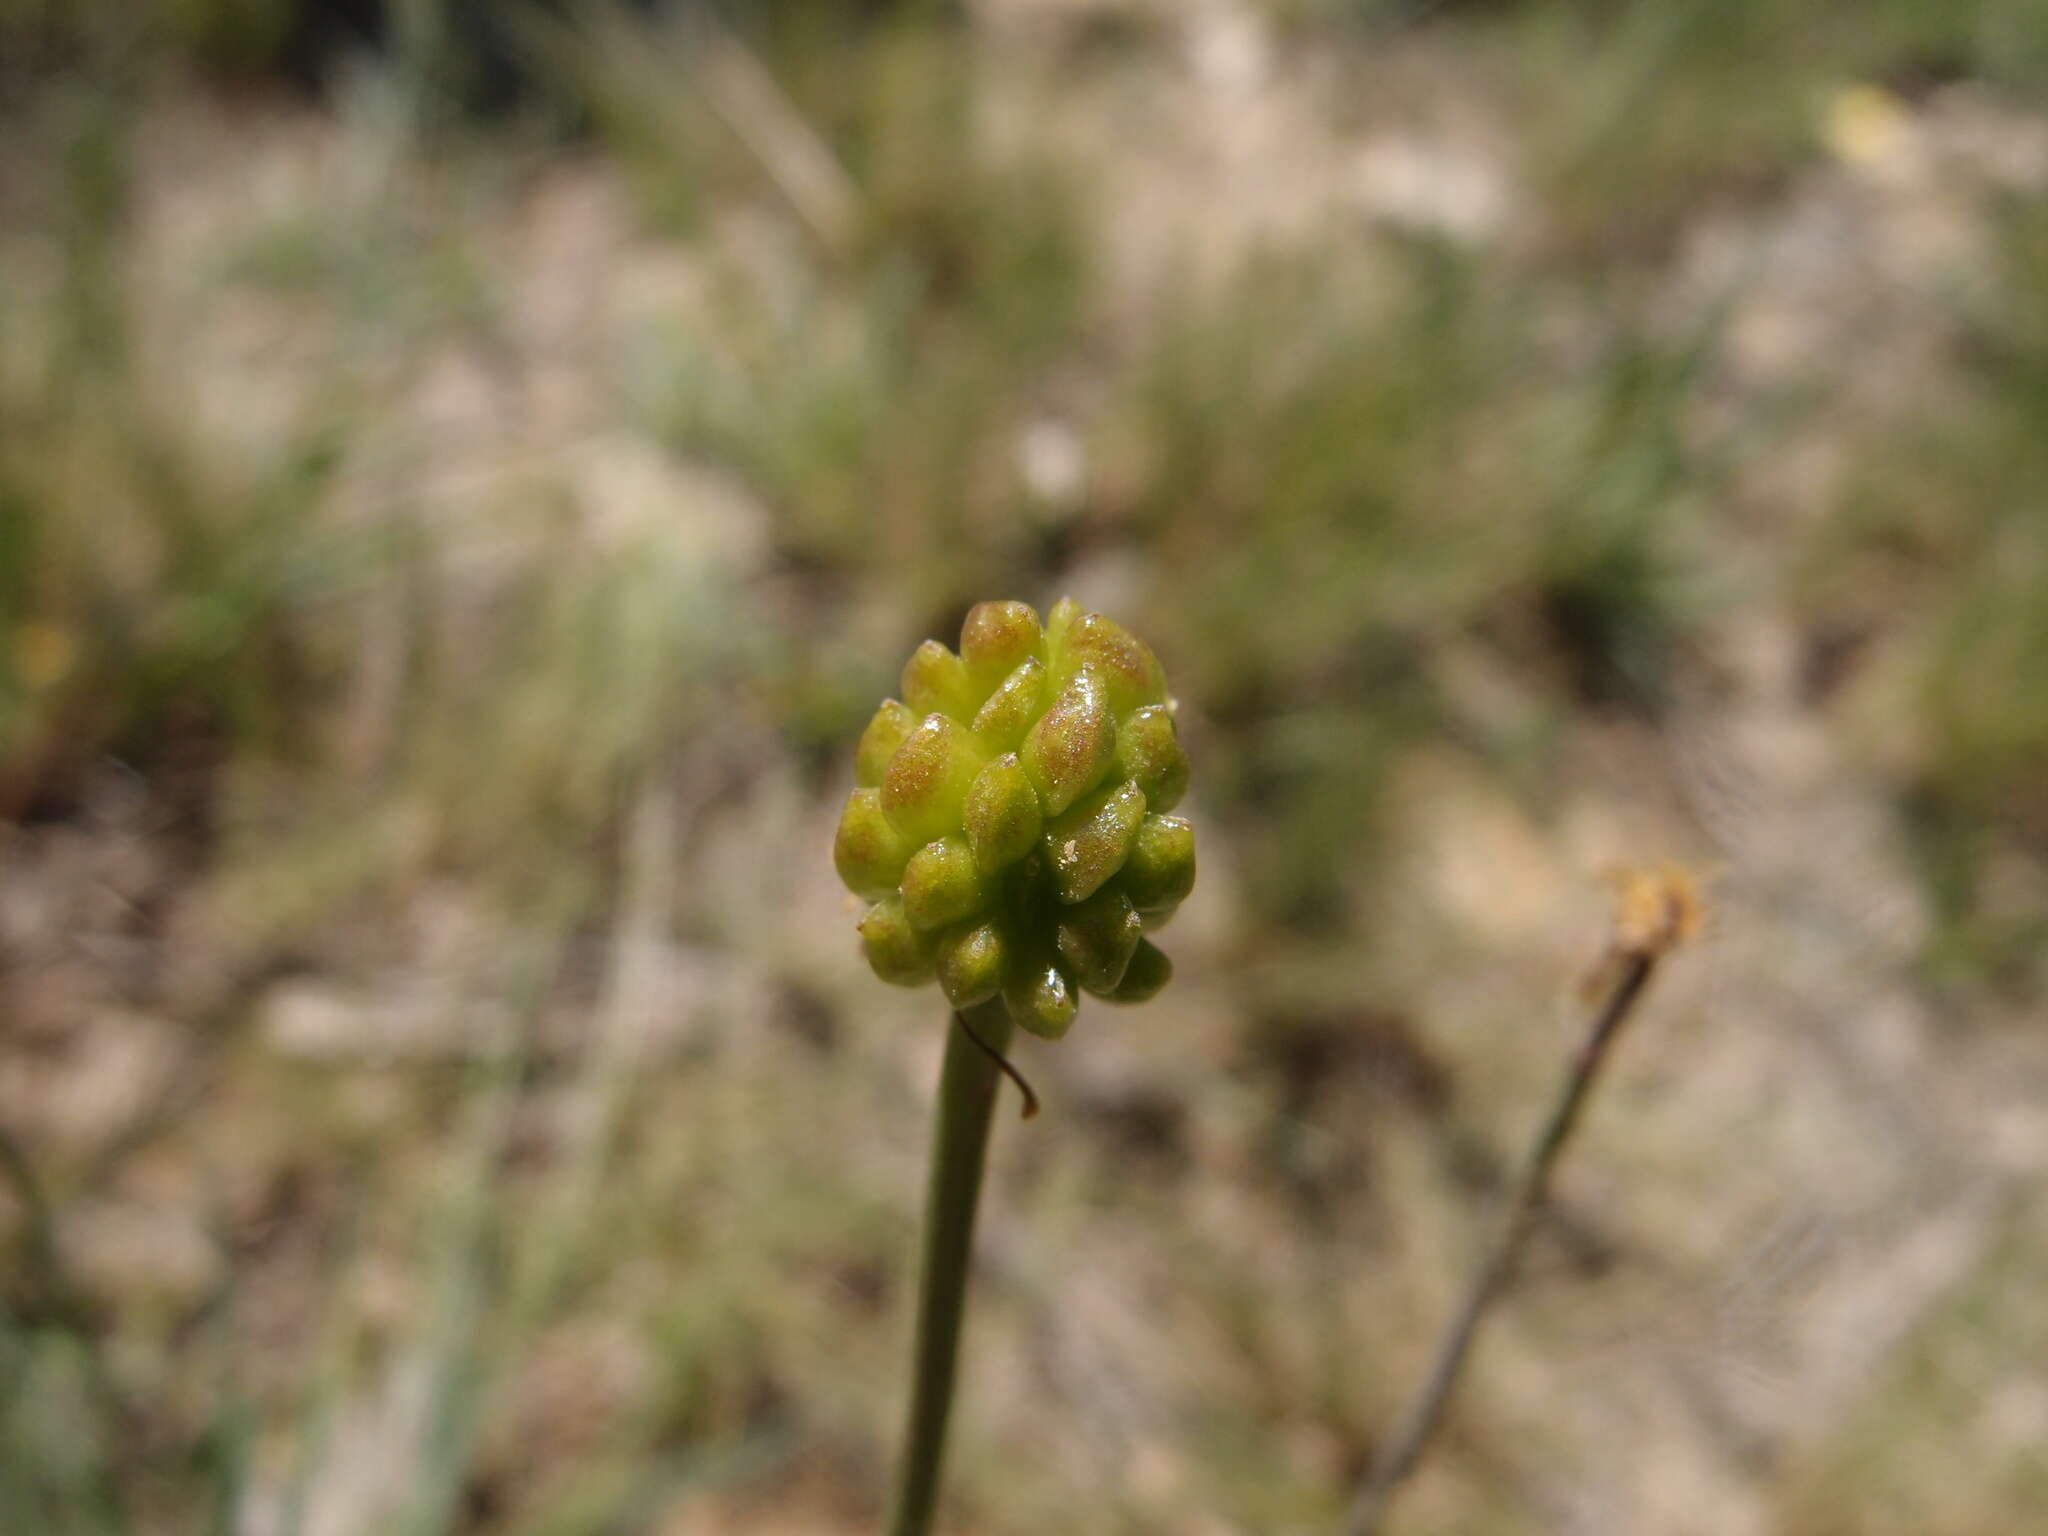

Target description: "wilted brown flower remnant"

left=834, top=599, right=1194, bottom=1036
left=1610, top=861, right=1705, bottom=958
left=1576, top=861, right=1707, bottom=1007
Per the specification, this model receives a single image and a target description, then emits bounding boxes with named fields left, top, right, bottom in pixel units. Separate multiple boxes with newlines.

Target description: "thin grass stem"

left=1343, top=867, right=1698, bottom=1536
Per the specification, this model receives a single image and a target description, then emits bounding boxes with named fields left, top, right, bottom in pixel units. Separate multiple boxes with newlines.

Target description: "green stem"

left=887, top=998, right=1015, bottom=1536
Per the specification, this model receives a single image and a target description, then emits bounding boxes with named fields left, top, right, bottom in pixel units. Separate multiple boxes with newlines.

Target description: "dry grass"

left=2, top=4, right=2046, bottom=1533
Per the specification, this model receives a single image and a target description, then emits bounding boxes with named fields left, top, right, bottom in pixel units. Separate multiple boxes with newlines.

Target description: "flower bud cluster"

left=835, top=599, right=1194, bottom=1037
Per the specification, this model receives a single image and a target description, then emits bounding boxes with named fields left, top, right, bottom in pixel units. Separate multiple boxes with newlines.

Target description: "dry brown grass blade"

left=526, top=0, right=861, bottom=257
left=688, top=6, right=861, bottom=257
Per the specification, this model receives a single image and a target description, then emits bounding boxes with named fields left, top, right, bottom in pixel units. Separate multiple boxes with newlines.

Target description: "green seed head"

left=836, top=600, right=1194, bottom=1027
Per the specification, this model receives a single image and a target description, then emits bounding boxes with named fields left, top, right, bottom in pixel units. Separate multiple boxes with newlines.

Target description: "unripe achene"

left=835, top=599, right=1194, bottom=1036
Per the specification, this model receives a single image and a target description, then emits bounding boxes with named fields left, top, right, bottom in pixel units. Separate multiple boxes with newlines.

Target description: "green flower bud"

left=883, top=713, right=987, bottom=846
left=960, top=601, right=1044, bottom=694
left=1118, top=813, right=1195, bottom=917
left=902, top=835, right=985, bottom=931
left=1005, top=957, right=1078, bottom=1040
left=834, top=787, right=914, bottom=900
left=936, top=918, right=1012, bottom=1008
left=1103, top=939, right=1171, bottom=1003
left=901, top=638, right=978, bottom=722
left=1044, top=596, right=1081, bottom=657
left=1044, top=779, right=1147, bottom=905
left=1055, top=885, right=1143, bottom=995
left=856, top=699, right=918, bottom=788
left=1022, top=666, right=1117, bottom=817
left=1054, top=612, right=1167, bottom=717
left=963, top=753, right=1042, bottom=873
left=860, top=897, right=937, bottom=985
left=837, top=599, right=1194, bottom=1033
left=972, top=657, right=1047, bottom=754
left=1110, top=703, right=1188, bottom=813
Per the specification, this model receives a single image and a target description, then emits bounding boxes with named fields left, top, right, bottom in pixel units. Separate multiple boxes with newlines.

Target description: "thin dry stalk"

left=689, top=7, right=861, bottom=254
left=1341, top=866, right=1702, bottom=1536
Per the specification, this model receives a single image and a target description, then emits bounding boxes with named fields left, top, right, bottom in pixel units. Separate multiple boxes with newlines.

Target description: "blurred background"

left=3, top=1, right=2047, bottom=1531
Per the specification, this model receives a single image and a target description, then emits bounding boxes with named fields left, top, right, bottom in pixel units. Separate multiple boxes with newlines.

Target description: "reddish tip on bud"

left=856, top=699, right=917, bottom=788
left=1044, top=779, right=1147, bottom=904
left=882, top=714, right=986, bottom=846
left=960, top=601, right=1044, bottom=695
left=1057, top=612, right=1167, bottom=716
left=1022, top=666, right=1117, bottom=817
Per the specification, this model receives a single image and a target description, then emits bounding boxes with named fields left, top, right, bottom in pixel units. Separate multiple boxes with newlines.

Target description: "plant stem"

left=887, top=998, right=1016, bottom=1536
left=1340, top=949, right=1663, bottom=1536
